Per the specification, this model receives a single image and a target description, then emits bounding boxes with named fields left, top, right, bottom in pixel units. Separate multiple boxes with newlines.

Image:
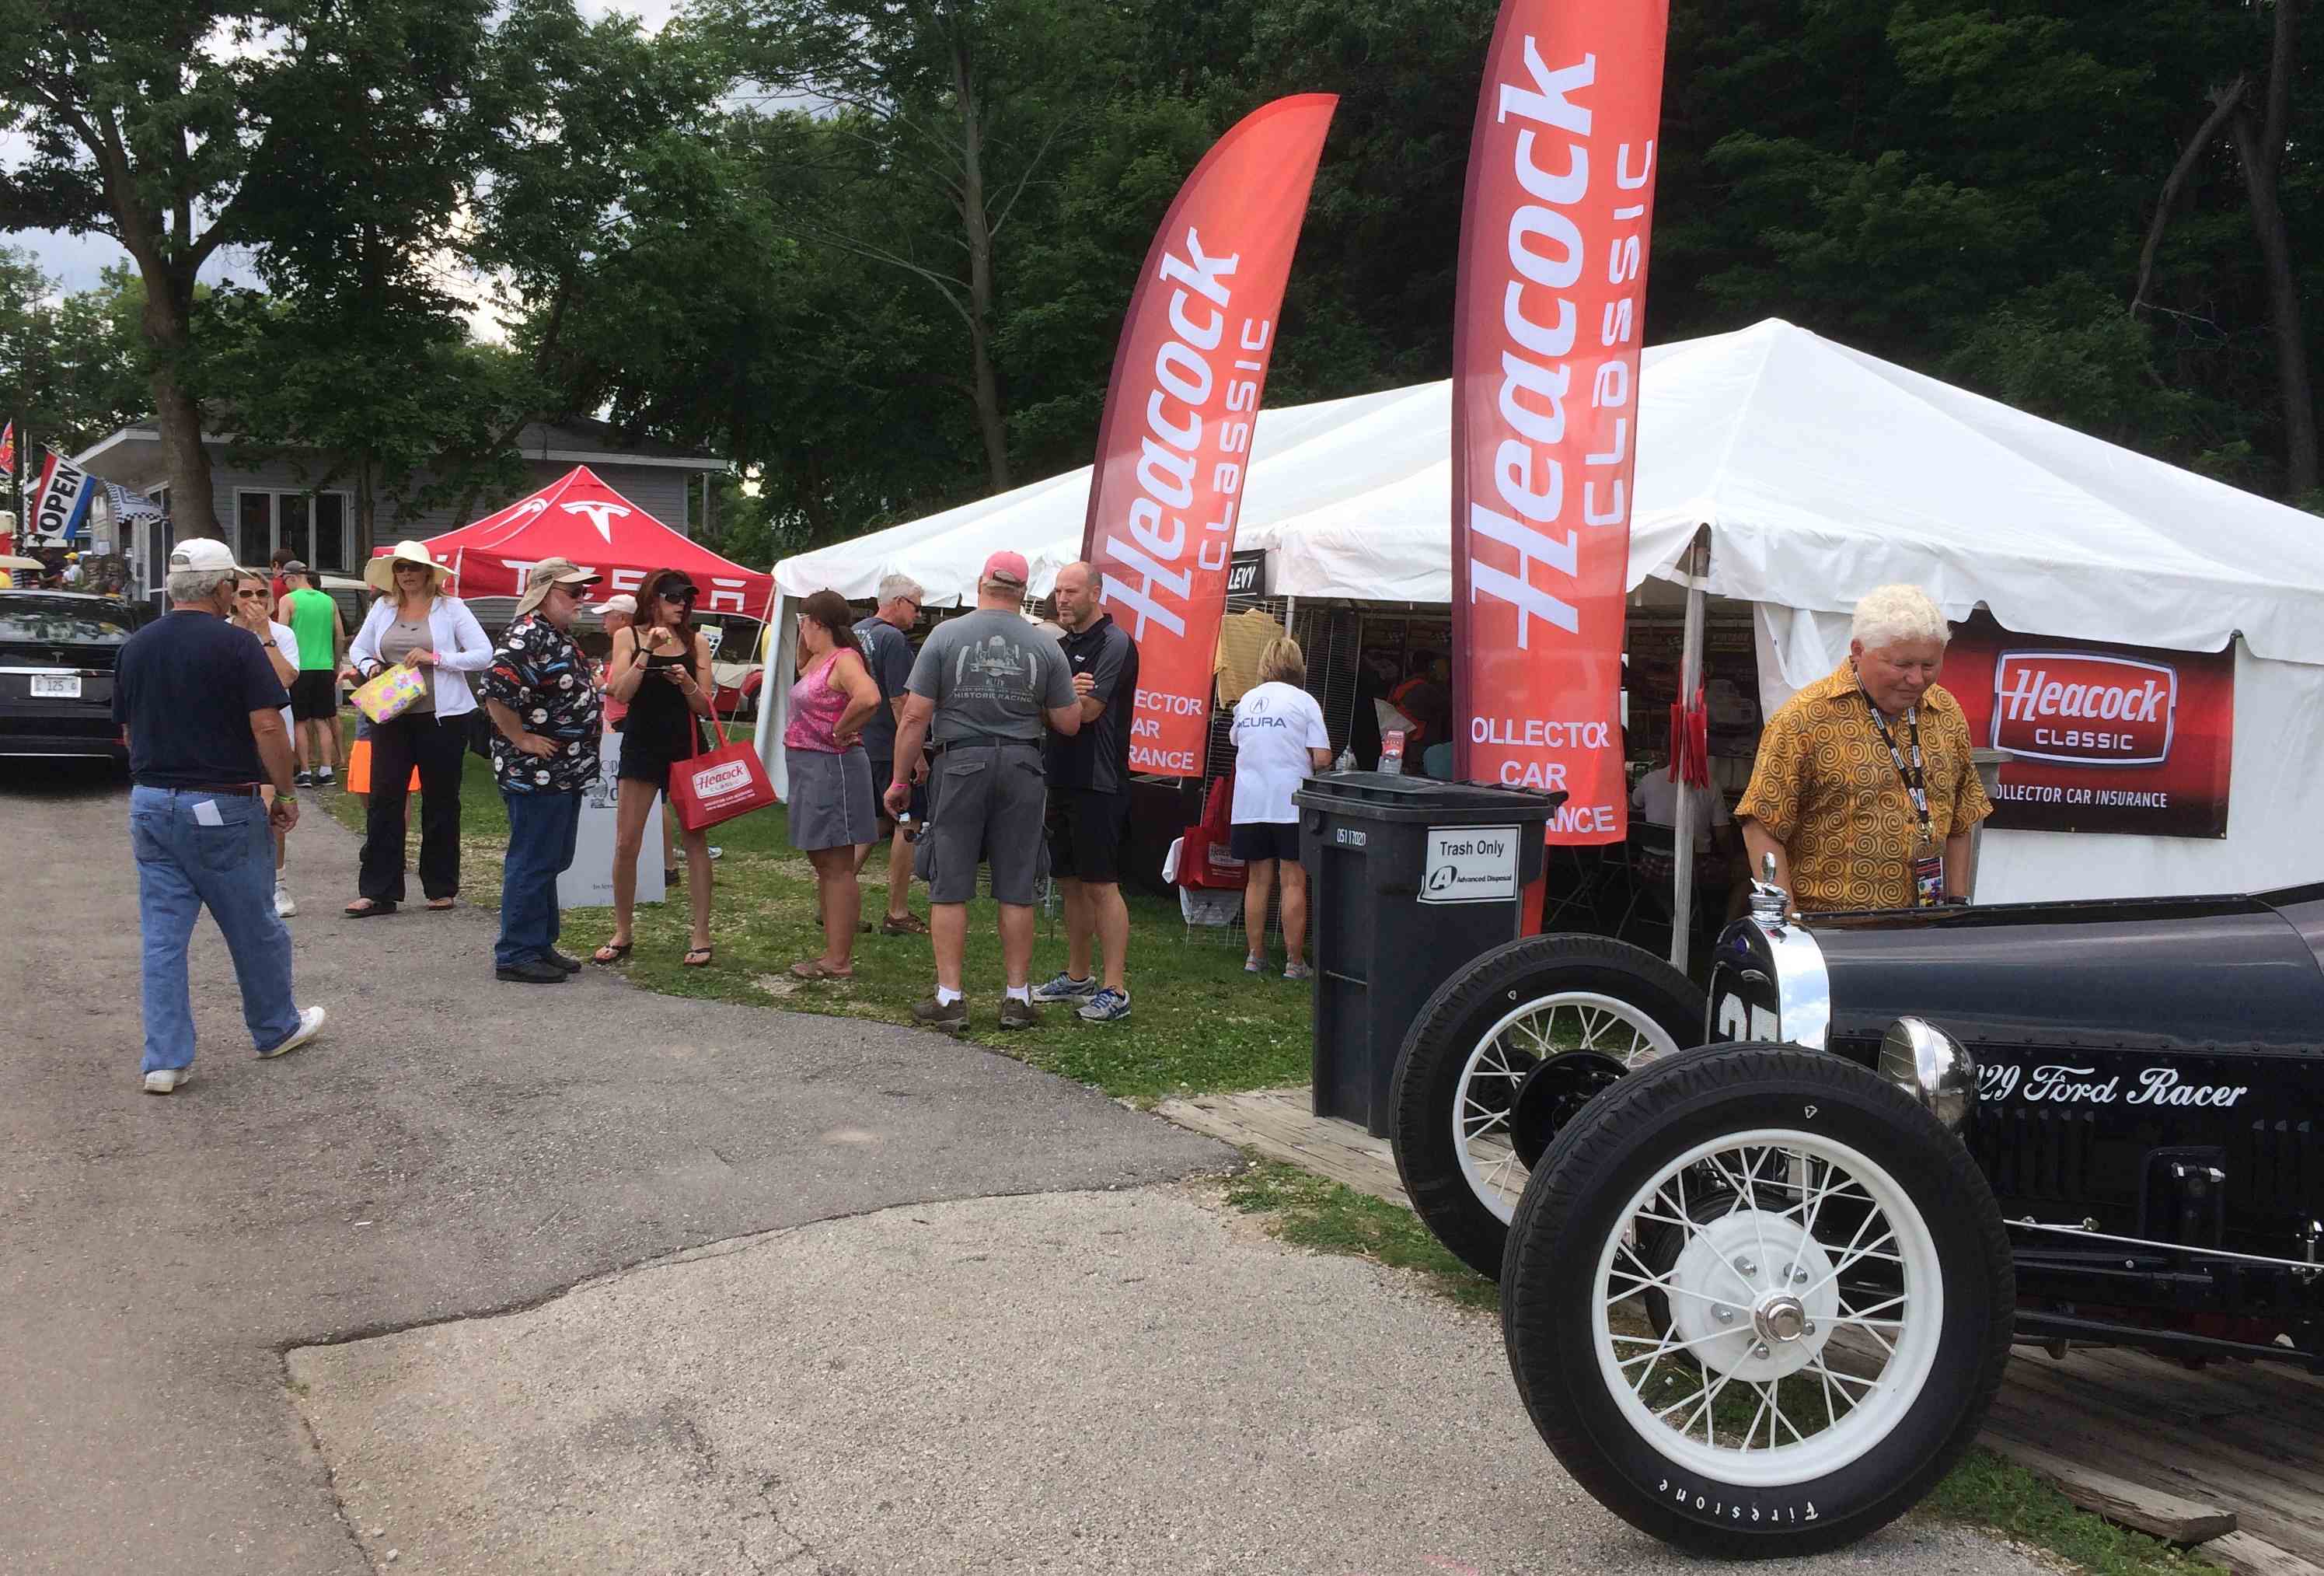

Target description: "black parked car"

left=0, top=592, right=154, bottom=766
left=1392, top=871, right=2324, bottom=1557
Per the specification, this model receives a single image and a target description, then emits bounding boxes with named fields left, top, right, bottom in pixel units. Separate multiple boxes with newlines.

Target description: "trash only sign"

left=1422, top=826, right=1520, bottom=904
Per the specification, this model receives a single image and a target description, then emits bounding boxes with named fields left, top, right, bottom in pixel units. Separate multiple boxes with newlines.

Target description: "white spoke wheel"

left=1502, top=1043, right=2012, bottom=1558
left=1391, top=936, right=1704, bottom=1279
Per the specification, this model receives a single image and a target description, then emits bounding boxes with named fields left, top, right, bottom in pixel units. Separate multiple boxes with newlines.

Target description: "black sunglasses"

left=660, top=586, right=699, bottom=603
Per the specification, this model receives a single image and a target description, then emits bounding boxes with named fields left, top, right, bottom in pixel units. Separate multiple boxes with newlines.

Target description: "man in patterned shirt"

left=1736, top=584, right=1993, bottom=913
left=480, top=558, right=603, bottom=983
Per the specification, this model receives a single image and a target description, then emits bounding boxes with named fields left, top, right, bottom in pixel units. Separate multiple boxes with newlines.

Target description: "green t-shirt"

left=285, top=586, right=337, bottom=672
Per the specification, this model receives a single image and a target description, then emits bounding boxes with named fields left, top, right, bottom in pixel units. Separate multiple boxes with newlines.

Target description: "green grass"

left=328, top=718, right=1311, bottom=1103
left=1926, top=1449, right=2228, bottom=1576
left=1219, top=1158, right=1500, bottom=1310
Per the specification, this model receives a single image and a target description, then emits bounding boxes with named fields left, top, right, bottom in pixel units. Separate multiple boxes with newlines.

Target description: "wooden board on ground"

left=1982, top=1434, right=2235, bottom=1543
left=2204, top=1531, right=2324, bottom=1576
left=1156, top=1086, right=1408, bottom=1207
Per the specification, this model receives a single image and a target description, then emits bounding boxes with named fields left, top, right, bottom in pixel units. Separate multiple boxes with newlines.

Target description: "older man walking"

left=1737, top=583, right=1992, bottom=912
left=853, top=573, right=927, bottom=934
left=481, top=557, right=603, bottom=983
left=1031, top=560, right=1141, bottom=1022
left=885, top=551, right=1080, bottom=1031
left=114, top=538, right=326, bottom=1093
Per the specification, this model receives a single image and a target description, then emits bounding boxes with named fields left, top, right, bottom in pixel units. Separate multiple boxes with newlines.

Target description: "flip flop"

left=790, top=958, right=853, bottom=980
left=344, top=899, right=398, bottom=917
left=591, top=942, right=633, bottom=965
left=683, top=946, right=716, bottom=968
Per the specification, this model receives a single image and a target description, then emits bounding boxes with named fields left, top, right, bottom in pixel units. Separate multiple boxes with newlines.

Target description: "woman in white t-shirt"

left=1227, top=638, right=1334, bottom=980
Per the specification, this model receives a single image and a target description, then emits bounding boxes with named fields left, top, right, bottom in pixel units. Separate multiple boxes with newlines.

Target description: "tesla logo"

left=560, top=501, right=630, bottom=543
left=510, top=499, right=549, bottom=521
left=1991, top=652, right=2176, bottom=767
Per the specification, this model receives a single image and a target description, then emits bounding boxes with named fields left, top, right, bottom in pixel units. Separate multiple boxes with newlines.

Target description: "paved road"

left=1, top=765, right=1228, bottom=1574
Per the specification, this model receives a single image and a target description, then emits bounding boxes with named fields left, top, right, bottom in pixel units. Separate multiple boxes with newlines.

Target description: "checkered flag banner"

left=104, top=480, right=165, bottom=522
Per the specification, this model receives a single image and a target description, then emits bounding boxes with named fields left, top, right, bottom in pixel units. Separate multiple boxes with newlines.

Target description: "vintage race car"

left=1390, top=872, right=2324, bottom=1557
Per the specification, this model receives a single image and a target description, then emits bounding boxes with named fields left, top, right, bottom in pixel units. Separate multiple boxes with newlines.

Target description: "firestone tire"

left=1501, top=1043, right=2012, bottom=1558
left=1390, top=935, right=1706, bottom=1280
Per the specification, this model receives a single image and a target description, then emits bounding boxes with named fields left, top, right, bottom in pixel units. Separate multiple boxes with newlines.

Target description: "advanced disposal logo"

left=1421, top=825, right=1520, bottom=904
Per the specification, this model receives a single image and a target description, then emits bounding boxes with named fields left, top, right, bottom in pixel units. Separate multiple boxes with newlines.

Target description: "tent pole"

left=1283, top=593, right=1296, bottom=636
left=753, top=589, right=796, bottom=798
left=1670, top=526, right=1709, bottom=974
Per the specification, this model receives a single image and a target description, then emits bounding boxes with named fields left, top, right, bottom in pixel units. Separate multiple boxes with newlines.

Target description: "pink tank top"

left=783, top=650, right=855, bottom=753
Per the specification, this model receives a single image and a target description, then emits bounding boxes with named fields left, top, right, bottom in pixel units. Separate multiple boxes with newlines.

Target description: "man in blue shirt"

left=852, top=574, right=926, bottom=933
left=113, top=538, right=327, bottom=1093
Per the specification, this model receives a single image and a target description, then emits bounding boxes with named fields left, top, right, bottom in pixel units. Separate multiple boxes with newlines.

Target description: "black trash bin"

left=1293, top=773, right=1563, bottom=1138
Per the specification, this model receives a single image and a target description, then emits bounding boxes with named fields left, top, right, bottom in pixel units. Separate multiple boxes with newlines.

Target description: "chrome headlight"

left=1878, top=1017, right=1977, bottom=1133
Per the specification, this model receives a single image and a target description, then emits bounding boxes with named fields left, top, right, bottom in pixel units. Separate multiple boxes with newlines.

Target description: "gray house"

left=72, top=418, right=725, bottom=593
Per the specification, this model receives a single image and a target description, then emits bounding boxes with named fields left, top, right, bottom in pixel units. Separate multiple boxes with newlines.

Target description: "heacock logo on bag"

left=690, top=760, right=755, bottom=802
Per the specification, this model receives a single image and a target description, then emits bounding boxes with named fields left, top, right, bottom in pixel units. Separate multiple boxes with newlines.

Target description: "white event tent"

left=768, top=318, right=2324, bottom=906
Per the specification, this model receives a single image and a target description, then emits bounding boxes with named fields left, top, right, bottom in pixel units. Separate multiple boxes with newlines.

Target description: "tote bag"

left=1174, top=773, right=1247, bottom=891
left=668, top=717, right=778, bottom=833
left=351, top=661, right=428, bottom=725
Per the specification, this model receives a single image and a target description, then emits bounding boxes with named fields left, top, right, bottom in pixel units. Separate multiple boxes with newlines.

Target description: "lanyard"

left=1860, top=686, right=1932, bottom=840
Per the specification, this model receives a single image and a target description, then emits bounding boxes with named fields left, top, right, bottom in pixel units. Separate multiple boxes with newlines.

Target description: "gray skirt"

left=787, top=746, right=875, bottom=851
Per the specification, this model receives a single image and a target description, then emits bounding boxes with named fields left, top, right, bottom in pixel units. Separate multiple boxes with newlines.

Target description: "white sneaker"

left=142, top=1067, right=192, bottom=1094
left=260, top=1005, right=327, bottom=1060
left=274, top=885, right=298, bottom=918
left=708, top=845, right=724, bottom=861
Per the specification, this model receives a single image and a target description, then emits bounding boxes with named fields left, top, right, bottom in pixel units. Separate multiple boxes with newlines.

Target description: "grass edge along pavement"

left=330, top=726, right=2224, bottom=1576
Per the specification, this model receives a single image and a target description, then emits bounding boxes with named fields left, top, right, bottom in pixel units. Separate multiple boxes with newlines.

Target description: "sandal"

left=425, top=896, right=456, bottom=911
left=881, top=913, right=930, bottom=935
left=345, top=899, right=398, bottom=917
left=683, top=945, right=715, bottom=968
left=790, top=958, right=854, bottom=980
left=591, top=942, right=633, bottom=965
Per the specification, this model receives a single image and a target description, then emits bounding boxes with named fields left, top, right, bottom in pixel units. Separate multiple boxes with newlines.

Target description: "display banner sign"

left=1081, top=94, right=1337, bottom=779
left=1449, top=0, right=1670, bottom=843
left=0, top=421, right=16, bottom=477
left=27, top=446, right=95, bottom=543
left=1946, top=613, right=2234, bottom=839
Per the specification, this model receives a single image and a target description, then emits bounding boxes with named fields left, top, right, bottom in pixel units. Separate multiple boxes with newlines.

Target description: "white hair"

left=169, top=568, right=236, bottom=604
left=1851, top=584, right=1950, bottom=651
left=877, top=573, right=926, bottom=606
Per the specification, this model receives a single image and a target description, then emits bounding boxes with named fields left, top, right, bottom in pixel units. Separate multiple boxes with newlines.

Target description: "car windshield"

left=0, top=597, right=145, bottom=645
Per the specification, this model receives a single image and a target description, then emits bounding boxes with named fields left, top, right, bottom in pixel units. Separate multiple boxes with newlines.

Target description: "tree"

left=0, top=250, right=152, bottom=522
left=0, top=0, right=508, bottom=536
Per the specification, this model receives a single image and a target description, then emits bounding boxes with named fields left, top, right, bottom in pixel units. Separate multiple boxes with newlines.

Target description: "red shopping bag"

left=1175, top=773, right=1247, bottom=890
left=668, top=718, right=778, bottom=833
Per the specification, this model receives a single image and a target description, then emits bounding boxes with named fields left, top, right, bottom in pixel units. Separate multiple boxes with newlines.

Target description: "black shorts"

left=616, top=746, right=675, bottom=791
left=1045, top=789, right=1131, bottom=884
left=866, top=756, right=928, bottom=830
left=1229, top=821, right=1301, bottom=863
left=290, top=671, right=338, bottom=722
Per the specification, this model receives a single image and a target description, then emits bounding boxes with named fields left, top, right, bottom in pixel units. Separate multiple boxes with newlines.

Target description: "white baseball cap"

left=168, top=538, right=243, bottom=575
left=591, top=592, right=638, bottom=617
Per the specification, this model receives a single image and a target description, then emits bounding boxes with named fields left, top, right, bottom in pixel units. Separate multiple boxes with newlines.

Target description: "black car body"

left=1708, top=886, right=2324, bottom=1365
left=0, top=592, right=152, bottom=764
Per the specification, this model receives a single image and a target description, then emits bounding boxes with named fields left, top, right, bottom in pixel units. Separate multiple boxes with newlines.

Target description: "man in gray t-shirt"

left=885, top=552, right=1080, bottom=1032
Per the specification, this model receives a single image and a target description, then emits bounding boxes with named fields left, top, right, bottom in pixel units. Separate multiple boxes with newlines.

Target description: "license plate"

left=30, top=673, right=81, bottom=699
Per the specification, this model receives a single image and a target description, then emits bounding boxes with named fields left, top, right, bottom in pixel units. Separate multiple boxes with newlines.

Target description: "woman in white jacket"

left=344, top=542, right=494, bottom=916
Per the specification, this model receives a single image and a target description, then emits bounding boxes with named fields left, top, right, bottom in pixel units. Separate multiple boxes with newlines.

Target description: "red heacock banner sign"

left=1081, top=93, right=1338, bottom=778
left=1450, top=0, right=1671, bottom=842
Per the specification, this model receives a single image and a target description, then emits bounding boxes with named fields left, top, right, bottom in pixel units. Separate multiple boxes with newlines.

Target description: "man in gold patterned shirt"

left=1736, top=585, right=1993, bottom=912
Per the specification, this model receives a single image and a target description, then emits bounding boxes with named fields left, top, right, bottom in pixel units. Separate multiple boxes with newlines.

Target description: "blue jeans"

left=130, top=786, right=301, bottom=1073
left=497, top=789, right=581, bottom=968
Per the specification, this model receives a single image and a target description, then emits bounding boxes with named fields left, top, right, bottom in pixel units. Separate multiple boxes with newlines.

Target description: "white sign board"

left=1420, top=825, right=1520, bottom=905
left=560, top=730, right=668, bottom=910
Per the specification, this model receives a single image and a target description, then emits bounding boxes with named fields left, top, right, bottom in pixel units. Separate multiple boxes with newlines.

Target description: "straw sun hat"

left=365, top=540, right=452, bottom=596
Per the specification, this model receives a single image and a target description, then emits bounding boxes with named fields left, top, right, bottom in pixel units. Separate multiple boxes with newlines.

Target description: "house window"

left=234, top=489, right=352, bottom=573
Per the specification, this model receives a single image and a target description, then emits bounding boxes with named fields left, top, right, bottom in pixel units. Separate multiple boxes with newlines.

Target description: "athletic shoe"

left=295, top=770, right=316, bottom=789
left=998, top=995, right=1041, bottom=1031
left=1283, top=963, right=1313, bottom=981
left=316, top=765, right=335, bottom=785
left=540, top=950, right=585, bottom=974
left=1244, top=957, right=1267, bottom=974
left=274, top=885, right=298, bottom=918
left=1077, top=987, right=1131, bottom=1023
left=708, top=845, right=723, bottom=861
left=913, top=994, right=968, bottom=1031
left=1031, top=971, right=1100, bottom=1003
left=495, top=959, right=565, bottom=984
left=259, top=1005, right=327, bottom=1059
left=141, top=1067, right=192, bottom=1095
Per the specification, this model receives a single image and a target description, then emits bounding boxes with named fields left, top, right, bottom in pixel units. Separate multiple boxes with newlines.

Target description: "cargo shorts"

left=915, top=740, right=1050, bottom=907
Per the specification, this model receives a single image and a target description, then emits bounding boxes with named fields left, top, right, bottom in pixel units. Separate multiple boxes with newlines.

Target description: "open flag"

left=27, top=446, right=96, bottom=543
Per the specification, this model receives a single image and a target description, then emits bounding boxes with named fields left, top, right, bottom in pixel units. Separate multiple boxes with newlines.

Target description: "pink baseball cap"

left=982, top=550, right=1029, bottom=588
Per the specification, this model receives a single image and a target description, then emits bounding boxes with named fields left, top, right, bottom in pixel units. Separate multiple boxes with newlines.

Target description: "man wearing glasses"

left=480, top=558, right=604, bottom=983
left=852, top=574, right=929, bottom=934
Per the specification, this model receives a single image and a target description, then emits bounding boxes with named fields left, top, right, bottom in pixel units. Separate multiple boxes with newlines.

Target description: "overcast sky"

left=3, top=0, right=682, bottom=295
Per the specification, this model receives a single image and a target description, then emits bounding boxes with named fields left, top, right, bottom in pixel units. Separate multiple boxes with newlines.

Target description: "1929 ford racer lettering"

left=1980, top=1062, right=2247, bottom=1108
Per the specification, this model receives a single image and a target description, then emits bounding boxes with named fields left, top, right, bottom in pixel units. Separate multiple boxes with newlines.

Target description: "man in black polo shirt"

left=114, top=538, right=326, bottom=1094
left=1033, top=560, right=1142, bottom=1022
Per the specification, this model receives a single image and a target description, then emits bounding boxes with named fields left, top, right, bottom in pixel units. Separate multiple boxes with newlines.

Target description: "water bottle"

left=1334, top=746, right=1356, bottom=774
left=899, top=810, right=920, bottom=844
